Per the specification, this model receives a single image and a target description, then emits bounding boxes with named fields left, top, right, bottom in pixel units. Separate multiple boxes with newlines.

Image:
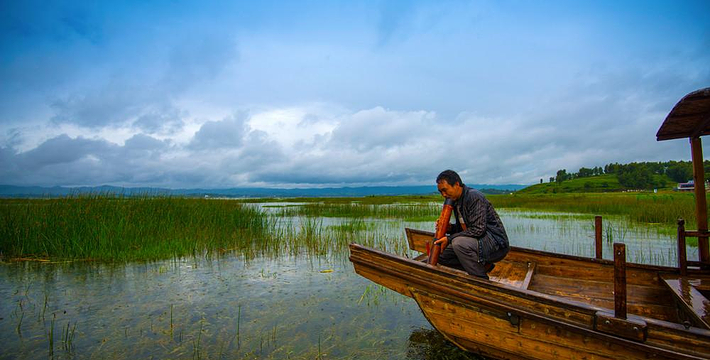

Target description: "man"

left=434, top=170, right=509, bottom=279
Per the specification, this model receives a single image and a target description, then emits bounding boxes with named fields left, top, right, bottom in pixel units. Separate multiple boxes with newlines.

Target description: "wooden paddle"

left=428, top=198, right=454, bottom=266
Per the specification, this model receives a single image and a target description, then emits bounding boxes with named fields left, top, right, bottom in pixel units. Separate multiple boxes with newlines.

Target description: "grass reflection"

left=2, top=256, right=470, bottom=359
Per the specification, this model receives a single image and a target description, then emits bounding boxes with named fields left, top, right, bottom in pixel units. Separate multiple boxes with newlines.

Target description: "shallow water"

left=1, top=255, right=478, bottom=359
left=0, top=206, right=693, bottom=359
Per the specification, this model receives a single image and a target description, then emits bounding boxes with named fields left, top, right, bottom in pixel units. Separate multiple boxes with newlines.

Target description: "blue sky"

left=1, top=0, right=709, bottom=188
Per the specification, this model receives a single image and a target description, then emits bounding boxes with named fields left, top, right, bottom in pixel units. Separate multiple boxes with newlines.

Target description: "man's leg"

left=449, top=236, right=488, bottom=278
left=483, top=245, right=509, bottom=274
left=436, top=244, right=465, bottom=271
left=487, top=245, right=509, bottom=264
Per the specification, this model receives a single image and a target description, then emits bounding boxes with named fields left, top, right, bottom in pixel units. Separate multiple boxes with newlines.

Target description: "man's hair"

left=436, top=170, right=464, bottom=187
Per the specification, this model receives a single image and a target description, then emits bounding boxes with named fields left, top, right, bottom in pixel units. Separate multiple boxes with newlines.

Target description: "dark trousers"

left=438, top=235, right=509, bottom=279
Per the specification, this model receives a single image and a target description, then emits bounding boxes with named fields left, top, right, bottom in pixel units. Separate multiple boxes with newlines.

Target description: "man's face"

left=437, top=180, right=462, bottom=200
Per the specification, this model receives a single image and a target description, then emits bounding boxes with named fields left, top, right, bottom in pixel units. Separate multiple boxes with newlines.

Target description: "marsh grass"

left=1, top=192, right=701, bottom=262
left=0, top=194, right=423, bottom=261
left=489, top=192, right=699, bottom=228
left=0, top=195, right=270, bottom=261
left=272, top=202, right=441, bottom=219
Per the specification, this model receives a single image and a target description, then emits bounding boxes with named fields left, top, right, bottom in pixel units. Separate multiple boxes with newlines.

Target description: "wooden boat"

left=349, top=87, right=710, bottom=360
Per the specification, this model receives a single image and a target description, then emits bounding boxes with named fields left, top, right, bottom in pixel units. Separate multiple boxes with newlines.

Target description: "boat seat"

left=490, top=261, right=536, bottom=289
left=660, top=275, right=710, bottom=330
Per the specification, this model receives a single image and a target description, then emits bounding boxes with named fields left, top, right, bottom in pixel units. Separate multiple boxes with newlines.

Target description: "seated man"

left=434, top=170, right=509, bottom=279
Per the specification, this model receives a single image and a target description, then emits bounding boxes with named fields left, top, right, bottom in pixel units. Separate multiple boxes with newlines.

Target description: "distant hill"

left=0, top=184, right=526, bottom=198
left=518, top=174, right=675, bottom=194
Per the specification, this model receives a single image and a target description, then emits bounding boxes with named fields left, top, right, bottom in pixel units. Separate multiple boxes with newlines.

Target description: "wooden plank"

left=413, top=253, right=427, bottom=262
left=683, top=230, right=710, bottom=238
left=521, top=262, right=536, bottom=290
left=529, top=274, right=669, bottom=302
left=405, top=227, right=430, bottom=253
left=515, top=258, right=663, bottom=285
left=524, top=272, right=679, bottom=322
left=661, top=276, right=710, bottom=330
left=595, top=310, right=647, bottom=342
left=679, top=219, right=688, bottom=276
left=596, top=215, right=603, bottom=259
left=645, top=317, right=710, bottom=357
left=615, top=243, right=628, bottom=319
left=690, top=136, right=709, bottom=264
left=489, top=260, right=529, bottom=287
left=686, top=276, right=710, bottom=291
left=414, top=288, right=695, bottom=360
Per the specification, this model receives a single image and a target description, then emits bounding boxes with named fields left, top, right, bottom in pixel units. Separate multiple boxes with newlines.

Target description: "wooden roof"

left=656, top=87, right=710, bottom=141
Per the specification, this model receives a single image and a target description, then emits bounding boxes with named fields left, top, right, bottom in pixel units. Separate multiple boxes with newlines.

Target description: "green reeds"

left=2, top=192, right=698, bottom=263
left=490, top=192, right=700, bottom=228
left=15, top=300, right=24, bottom=336
left=236, top=304, right=241, bottom=349
left=0, top=195, right=271, bottom=261
left=272, top=202, right=440, bottom=219
left=62, top=321, right=77, bottom=352
left=192, top=319, right=204, bottom=360
left=48, top=313, right=55, bottom=358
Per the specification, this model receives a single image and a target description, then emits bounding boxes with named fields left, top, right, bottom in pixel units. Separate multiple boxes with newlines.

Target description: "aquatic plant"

left=489, top=192, right=699, bottom=228
left=0, top=195, right=271, bottom=261
left=0, top=192, right=698, bottom=263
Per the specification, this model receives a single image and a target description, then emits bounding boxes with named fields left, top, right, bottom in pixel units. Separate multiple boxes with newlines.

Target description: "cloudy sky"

left=1, top=1, right=709, bottom=188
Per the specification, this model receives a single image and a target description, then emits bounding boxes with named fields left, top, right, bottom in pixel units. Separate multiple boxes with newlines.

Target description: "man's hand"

left=434, top=236, right=448, bottom=249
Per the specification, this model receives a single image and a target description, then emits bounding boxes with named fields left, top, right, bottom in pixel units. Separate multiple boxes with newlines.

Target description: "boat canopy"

left=656, top=87, right=710, bottom=141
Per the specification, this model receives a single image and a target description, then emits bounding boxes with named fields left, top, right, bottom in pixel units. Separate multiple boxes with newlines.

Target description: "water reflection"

left=3, top=254, right=479, bottom=359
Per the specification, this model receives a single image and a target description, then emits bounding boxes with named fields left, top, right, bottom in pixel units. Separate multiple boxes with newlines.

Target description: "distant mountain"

left=0, top=184, right=526, bottom=198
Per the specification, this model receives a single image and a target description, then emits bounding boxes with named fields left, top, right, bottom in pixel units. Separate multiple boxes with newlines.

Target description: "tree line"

left=548, top=160, right=710, bottom=190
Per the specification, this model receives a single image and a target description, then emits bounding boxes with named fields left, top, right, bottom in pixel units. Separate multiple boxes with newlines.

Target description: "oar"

left=428, top=198, right=454, bottom=266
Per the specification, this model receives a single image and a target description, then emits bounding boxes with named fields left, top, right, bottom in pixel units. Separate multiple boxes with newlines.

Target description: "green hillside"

left=519, top=174, right=676, bottom=194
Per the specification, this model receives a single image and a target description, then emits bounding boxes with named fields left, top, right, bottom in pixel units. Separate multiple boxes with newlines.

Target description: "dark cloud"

left=124, top=134, right=166, bottom=150
left=1, top=134, right=120, bottom=186
left=189, top=114, right=247, bottom=150
left=132, top=107, right=186, bottom=134
left=50, top=87, right=148, bottom=128
left=19, top=134, right=115, bottom=169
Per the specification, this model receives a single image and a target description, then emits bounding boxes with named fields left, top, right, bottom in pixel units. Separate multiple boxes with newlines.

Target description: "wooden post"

left=678, top=219, right=687, bottom=276
left=690, top=137, right=709, bottom=264
left=613, top=243, right=627, bottom=319
left=595, top=216, right=603, bottom=259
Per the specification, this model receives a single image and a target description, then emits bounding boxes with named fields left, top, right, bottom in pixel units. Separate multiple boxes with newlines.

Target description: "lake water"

left=0, top=207, right=692, bottom=359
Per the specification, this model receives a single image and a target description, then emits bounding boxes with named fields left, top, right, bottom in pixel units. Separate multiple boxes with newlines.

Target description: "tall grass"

left=489, top=192, right=700, bottom=228
left=0, top=195, right=415, bottom=262
left=1, top=192, right=701, bottom=262
left=0, top=195, right=270, bottom=261
left=271, top=202, right=440, bottom=220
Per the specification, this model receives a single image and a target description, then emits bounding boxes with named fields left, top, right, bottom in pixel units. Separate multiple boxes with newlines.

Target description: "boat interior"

left=405, top=227, right=710, bottom=330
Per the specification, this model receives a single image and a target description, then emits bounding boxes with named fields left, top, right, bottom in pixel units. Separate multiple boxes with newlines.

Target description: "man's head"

left=436, top=170, right=464, bottom=200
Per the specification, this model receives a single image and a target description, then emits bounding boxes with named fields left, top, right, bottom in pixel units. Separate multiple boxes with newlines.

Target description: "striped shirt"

left=448, top=186, right=509, bottom=261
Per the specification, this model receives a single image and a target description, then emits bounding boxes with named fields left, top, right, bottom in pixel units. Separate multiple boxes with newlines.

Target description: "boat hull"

left=349, top=238, right=710, bottom=360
